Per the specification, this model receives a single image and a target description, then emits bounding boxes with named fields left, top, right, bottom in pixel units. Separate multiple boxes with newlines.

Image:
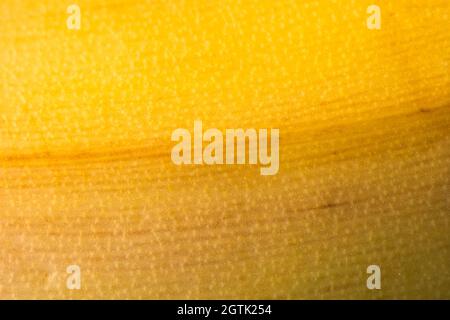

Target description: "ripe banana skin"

left=0, top=0, right=449, bottom=299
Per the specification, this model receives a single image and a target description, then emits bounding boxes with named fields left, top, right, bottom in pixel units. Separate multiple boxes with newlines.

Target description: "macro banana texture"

left=0, top=0, right=449, bottom=299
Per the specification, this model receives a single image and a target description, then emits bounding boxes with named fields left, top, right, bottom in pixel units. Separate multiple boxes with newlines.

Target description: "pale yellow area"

left=0, top=0, right=449, bottom=299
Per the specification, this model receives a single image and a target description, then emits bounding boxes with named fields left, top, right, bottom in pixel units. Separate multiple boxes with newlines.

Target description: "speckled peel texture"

left=0, top=0, right=449, bottom=299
